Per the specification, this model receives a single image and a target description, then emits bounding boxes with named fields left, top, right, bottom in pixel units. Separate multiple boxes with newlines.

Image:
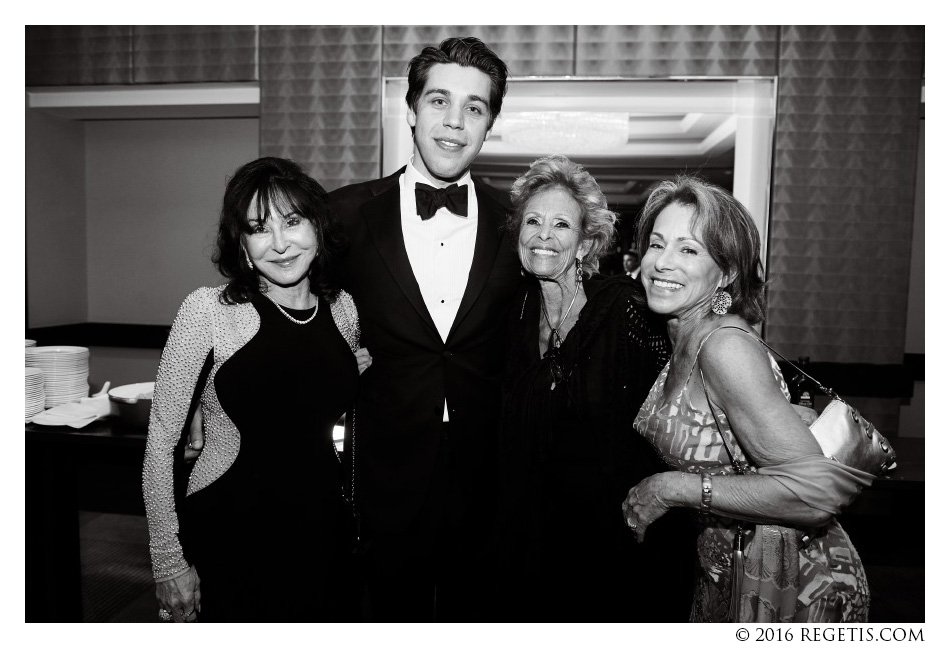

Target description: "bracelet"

left=154, top=564, right=191, bottom=583
left=700, top=473, right=712, bottom=514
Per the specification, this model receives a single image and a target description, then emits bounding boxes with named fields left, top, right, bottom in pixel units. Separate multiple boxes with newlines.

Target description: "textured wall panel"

left=767, top=26, right=924, bottom=365
left=26, top=26, right=925, bottom=373
left=382, top=25, right=575, bottom=77
left=26, top=25, right=133, bottom=86
left=259, top=26, right=381, bottom=190
left=132, top=26, right=258, bottom=83
left=576, top=25, right=779, bottom=77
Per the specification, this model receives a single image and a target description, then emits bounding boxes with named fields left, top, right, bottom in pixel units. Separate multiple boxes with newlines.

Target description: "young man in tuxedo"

left=326, top=37, right=522, bottom=620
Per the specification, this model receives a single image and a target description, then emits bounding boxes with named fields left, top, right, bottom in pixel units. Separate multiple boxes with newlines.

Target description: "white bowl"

left=108, top=382, right=154, bottom=428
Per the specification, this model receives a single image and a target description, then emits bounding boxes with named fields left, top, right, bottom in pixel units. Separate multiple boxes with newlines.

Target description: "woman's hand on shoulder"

left=698, top=326, right=823, bottom=466
left=156, top=565, right=201, bottom=622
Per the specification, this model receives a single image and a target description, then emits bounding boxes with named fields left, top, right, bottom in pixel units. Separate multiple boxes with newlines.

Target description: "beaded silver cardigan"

left=142, top=286, right=360, bottom=581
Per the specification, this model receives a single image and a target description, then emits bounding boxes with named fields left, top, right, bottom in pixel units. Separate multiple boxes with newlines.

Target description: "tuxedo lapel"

left=361, top=180, right=441, bottom=340
left=447, top=180, right=507, bottom=342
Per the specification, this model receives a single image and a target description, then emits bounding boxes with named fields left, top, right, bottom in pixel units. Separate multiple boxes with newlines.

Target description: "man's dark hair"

left=406, top=36, right=509, bottom=127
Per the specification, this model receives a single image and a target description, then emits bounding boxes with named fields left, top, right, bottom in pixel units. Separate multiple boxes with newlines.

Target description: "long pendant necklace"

left=539, top=279, right=580, bottom=350
left=539, top=280, right=580, bottom=391
left=263, top=291, right=318, bottom=325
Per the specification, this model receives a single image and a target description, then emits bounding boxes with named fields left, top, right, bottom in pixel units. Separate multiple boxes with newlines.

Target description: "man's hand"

left=184, top=408, right=205, bottom=463
left=355, top=347, right=373, bottom=375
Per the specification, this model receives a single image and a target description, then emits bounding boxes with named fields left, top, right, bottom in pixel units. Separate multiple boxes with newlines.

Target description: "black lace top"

left=499, top=274, right=670, bottom=473
left=494, top=274, right=693, bottom=620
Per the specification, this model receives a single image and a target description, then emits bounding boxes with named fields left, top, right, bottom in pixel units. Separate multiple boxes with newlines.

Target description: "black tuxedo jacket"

left=328, top=169, right=523, bottom=535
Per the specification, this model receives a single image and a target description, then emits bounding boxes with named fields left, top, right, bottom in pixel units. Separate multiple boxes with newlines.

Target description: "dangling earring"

left=243, top=247, right=254, bottom=271
left=575, top=257, right=583, bottom=284
left=712, top=288, right=732, bottom=315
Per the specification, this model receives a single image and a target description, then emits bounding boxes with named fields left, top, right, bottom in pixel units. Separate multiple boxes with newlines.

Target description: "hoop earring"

left=243, top=247, right=254, bottom=271
left=712, top=289, right=732, bottom=316
left=575, top=257, right=583, bottom=283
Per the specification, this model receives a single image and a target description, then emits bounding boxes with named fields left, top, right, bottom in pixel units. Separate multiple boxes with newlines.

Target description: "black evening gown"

left=495, top=276, right=695, bottom=622
left=179, top=293, right=359, bottom=622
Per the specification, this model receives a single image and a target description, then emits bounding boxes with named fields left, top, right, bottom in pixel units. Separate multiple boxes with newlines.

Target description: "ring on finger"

left=158, top=608, right=172, bottom=621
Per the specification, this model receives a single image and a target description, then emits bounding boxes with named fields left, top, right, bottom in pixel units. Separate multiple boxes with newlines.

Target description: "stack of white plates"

left=25, top=339, right=37, bottom=348
left=25, top=346, right=90, bottom=407
left=25, top=367, right=46, bottom=421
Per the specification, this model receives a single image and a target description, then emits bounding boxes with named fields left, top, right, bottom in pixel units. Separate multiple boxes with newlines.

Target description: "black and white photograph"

left=18, top=13, right=933, bottom=644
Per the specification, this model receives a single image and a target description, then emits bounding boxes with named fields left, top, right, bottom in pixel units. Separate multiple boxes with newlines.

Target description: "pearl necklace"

left=263, top=292, right=318, bottom=325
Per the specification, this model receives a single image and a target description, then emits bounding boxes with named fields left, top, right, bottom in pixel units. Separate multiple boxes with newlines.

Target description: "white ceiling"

left=480, top=79, right=744, bottom=162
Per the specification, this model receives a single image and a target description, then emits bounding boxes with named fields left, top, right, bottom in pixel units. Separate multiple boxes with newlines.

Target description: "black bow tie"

left=415, top=182, right=469, bottom=220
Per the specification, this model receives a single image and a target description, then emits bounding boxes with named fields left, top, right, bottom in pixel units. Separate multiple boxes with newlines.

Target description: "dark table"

left=25, top=419, right=147, bottom=622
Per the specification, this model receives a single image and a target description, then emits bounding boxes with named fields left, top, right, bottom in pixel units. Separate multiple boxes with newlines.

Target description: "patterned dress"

left=634, top=327, right=869, bottom=622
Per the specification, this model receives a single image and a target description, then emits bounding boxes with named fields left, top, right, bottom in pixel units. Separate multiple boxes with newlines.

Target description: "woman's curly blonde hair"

left=508, top=154, right=618, bottom=278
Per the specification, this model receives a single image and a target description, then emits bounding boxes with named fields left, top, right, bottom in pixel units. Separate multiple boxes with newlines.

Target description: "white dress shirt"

left=400, top=159, right=479, bottom=421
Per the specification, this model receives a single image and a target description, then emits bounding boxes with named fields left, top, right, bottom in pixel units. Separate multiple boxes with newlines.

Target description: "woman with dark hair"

left=142, top=157, right=371, bottom=622
left=494, top=155, right=694, bottom=621
left=624, top=175, right=872, bottom=622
